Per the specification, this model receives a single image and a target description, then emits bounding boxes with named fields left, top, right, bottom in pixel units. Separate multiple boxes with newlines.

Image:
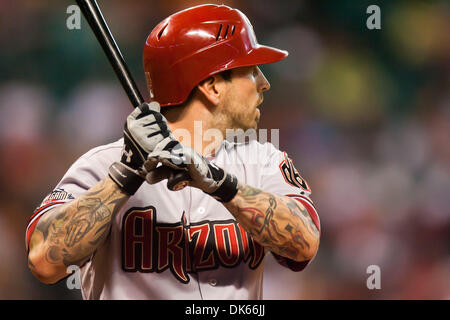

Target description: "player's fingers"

left=129, top=106, right=143, bottom=119
left=147, top=101, right=161, bottom=113
left=136, top=101, right=160, bottom=115
left=160, top=157, right=186, bottom=170
left=148, top=150, right=184, bottom=169
left=151, top=136, right=177, bottom=153
left=184, top=149, right=208, bottom=178
left=145, top=165, right=172, bottom=184
left=143, top=157, right=158, bottom=172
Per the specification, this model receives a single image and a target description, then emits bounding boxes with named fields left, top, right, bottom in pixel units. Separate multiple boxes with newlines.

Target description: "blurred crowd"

left=0, top=0, right=448, bottom=299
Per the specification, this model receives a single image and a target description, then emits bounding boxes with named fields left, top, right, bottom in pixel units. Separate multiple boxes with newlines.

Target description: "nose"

left=256, top=67, right=270, bottom=93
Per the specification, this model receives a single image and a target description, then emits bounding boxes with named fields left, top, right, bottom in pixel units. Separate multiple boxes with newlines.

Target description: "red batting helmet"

left=143, top=4, right=288, bottom=106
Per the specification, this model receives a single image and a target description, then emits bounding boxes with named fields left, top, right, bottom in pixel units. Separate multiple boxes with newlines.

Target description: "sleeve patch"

left=26, top=188, right=75, bottom=239
left=31, top=188, right=74, bottom=221
left=40, top=188, right=75, bottom=206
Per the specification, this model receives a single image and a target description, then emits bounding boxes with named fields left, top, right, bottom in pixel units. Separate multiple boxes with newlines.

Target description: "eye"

left=252, top=67, right=258, bottom=77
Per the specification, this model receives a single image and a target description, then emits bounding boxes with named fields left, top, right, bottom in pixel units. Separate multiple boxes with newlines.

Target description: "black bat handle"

left=75, top=0, right=191, bottom=191
left=75, top=0, right=144, bottom=108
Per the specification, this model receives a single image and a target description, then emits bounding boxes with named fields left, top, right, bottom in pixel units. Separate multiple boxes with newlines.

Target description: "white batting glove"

left=109, top=102, right=180, bottom=195
left=145, top=145, right=238, bottom=202
left=121, top=102, right=174, bottom=169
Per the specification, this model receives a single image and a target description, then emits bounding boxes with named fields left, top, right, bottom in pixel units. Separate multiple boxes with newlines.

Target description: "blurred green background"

left=0, top=0, right=448, bottom=299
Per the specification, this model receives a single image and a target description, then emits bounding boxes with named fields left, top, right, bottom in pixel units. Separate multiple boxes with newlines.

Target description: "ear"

left=196, top=74, right=227, bottom=106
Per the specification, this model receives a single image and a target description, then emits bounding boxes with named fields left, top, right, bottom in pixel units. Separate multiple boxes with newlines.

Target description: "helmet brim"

left=226, top=45, right=288, bottom=69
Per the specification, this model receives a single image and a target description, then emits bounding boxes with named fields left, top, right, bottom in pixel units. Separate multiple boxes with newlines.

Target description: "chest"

left=113, top=180, right=264, bottom=283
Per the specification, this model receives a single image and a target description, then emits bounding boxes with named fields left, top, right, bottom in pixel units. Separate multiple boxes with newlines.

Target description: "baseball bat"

left=75, top=0, right=190, bottom=191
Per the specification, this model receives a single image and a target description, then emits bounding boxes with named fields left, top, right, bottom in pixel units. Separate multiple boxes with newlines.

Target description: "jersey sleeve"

left=25, top=152, right=111, bottom=253
left=259, top=143, right=321, bottom=272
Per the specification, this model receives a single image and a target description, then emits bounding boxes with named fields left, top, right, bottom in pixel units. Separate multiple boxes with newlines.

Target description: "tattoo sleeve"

left=29, top=177, right=129, bottom=270
left=223, top=183, right=320, bottom=262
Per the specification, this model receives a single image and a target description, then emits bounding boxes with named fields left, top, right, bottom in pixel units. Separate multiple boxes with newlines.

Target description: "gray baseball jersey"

left=26, top=139, right=320, bottom=299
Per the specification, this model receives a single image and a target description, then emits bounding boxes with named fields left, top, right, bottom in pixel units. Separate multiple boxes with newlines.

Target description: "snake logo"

left=279, top=152, right=311, bottom=192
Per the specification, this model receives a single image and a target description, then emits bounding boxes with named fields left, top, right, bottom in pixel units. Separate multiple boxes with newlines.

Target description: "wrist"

left=108, top=162, right=145, bottom=195
left=207, top=172, right=239, bottom=203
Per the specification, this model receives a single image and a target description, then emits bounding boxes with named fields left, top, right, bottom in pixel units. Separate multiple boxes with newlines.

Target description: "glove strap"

left=209, top=173, right=239, bottom=203
left=108, top=162, right=145, bottom=195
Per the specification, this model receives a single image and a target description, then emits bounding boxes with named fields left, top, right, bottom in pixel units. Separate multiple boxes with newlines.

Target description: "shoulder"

left=76, top=138, right=123, bottom=166
left=80, top=138, right=123, bottom=161
left=65, top=138, right=123, bottom=176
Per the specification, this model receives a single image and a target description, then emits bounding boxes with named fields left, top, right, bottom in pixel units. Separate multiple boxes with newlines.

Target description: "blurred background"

left=0, top=0, right=449, bottom=299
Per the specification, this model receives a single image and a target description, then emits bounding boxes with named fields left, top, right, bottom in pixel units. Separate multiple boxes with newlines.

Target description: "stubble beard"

left=212, top=96, right=258, bottom=135
left=211, top=108, right=256, bottom=139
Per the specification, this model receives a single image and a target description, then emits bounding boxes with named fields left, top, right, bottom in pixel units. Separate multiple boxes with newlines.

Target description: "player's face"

left=213, top=66, right=270, bottom=131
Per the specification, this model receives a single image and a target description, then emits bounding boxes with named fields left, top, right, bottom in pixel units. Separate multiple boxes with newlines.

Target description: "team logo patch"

left=279, top=153, right=311, bottom=192
left=121, top=207, right=265, bottom=283
left=40, top=188, right=75, bottom=206
left=29, top=188, right=75, bottom=227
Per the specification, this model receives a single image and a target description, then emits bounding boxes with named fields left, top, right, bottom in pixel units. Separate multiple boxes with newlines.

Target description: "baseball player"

left=26, top=4, right=320, bottom=299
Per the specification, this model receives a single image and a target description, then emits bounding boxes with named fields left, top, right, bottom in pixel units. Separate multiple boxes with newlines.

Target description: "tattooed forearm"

left=63, top=197, right=112, bottom=247
left=241, top=186, right=263, bottom=197
left=223, top=184, right=320, bottom=261
left=244, top=195, right=277, bottom=235
left=32, top=177, right=129, bottom=268
left=284, top=198, right=320, bottom=237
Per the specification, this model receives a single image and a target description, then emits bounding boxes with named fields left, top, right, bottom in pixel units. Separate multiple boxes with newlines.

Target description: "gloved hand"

left=109, top=102, right=181, bottom=195
left=145, top=144, right=239, bottom=202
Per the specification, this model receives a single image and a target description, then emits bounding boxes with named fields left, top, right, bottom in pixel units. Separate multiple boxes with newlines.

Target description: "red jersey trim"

left=285, top=194, right=321, bottom=233
left=271, top=194, right=321, bottom=272
left=25, top=201, right=64, bottom=253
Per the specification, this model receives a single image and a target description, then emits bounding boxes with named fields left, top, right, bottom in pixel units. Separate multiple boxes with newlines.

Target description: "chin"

left=248, top=119, right=258, bottom=130
left=229, top=113, right=258, bottom=131
left=241, top=120, right=258, bottom=131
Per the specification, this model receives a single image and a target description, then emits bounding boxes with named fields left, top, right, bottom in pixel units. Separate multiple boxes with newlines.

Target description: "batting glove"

left=145, top=145, right=238, bottom=202
left=109, top=102, right=180, bottom=195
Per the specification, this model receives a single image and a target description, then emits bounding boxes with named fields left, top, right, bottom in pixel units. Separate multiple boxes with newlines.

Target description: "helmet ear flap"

left=143, top=4, right=288, bottom=107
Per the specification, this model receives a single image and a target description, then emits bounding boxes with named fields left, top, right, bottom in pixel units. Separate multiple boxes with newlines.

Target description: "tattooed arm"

left=223, top=183, right=320, bottom=262
left=27, top=177, right=129, bottom=284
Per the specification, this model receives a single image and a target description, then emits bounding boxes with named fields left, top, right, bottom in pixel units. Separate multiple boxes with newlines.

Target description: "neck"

left=162, top=101, right=224, bottom=157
